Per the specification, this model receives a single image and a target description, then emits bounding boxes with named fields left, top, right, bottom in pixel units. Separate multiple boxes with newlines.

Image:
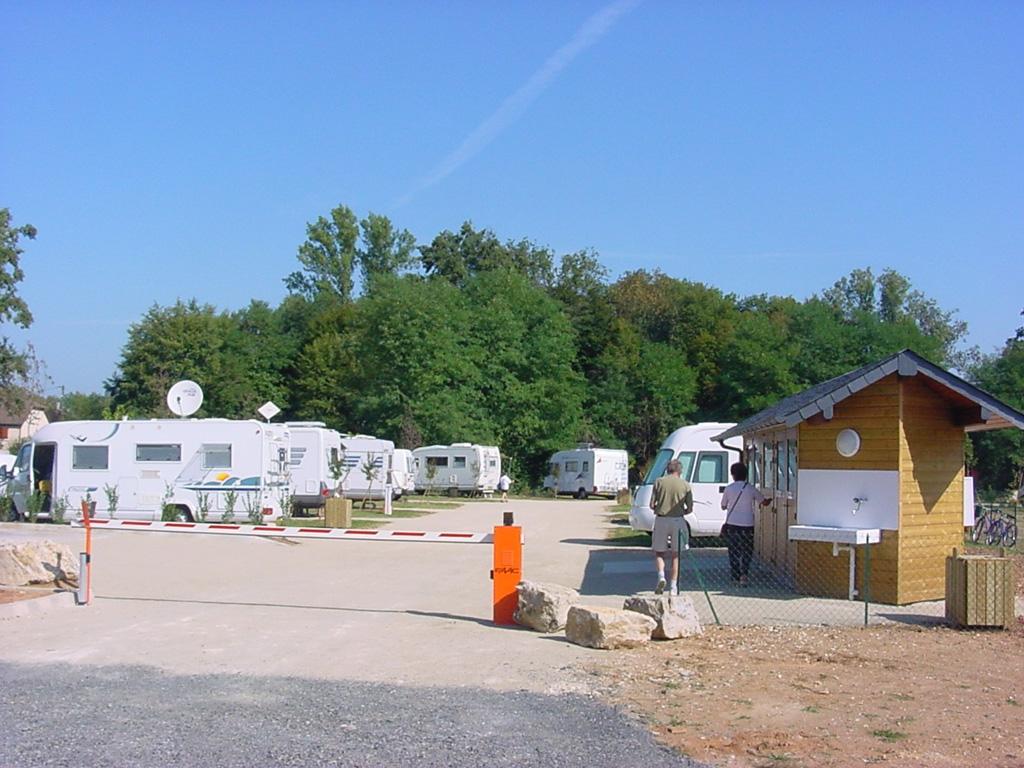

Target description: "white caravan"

left=412, top=443, right=501, bottom=495
left=543, top=447, right=629, bottom=499
left=629, top=422, right=741, bottom=537
left=389, top=448, right=416, bottom=496
left=286, top=422, right=343, bottom=512
left=336, top=434, right=396, bottom=501
left=8, top=419, right=291, bottom=522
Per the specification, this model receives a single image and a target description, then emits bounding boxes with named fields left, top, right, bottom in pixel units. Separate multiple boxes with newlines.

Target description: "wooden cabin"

left=715, top=350, right=1024, bottom=605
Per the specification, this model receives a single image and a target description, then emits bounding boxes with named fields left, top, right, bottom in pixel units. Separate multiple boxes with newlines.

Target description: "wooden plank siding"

left=897, top=376, right=964, bottom=603
left=794, top=374, right=902, bottom=602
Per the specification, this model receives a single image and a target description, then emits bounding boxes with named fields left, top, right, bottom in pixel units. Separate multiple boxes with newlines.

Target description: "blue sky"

left=3, top=1, right=1021, bottom=395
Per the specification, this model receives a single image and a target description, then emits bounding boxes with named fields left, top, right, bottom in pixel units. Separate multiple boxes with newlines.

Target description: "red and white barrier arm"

left=70, top=518, right=494, bottom=544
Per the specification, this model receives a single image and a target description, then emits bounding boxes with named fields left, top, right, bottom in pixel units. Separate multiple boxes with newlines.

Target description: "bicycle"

left=971, top=505, right=1018, bottom=549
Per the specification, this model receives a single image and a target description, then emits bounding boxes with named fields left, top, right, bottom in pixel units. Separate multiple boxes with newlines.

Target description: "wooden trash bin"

left=324, top=498, right=352, bottom=529
left=945, top=549, right=1015, bottom=629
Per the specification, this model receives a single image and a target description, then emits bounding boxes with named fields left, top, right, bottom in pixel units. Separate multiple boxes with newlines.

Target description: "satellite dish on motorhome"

left=258, top=401, right=281, bottom=422
left=167, top=380, right=204, bottom=417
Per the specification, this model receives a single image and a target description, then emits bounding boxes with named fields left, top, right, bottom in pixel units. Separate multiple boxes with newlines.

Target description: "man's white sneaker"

left=669, top=583, right=678, bottom=596
left=655, top=577, right=666, bottom=595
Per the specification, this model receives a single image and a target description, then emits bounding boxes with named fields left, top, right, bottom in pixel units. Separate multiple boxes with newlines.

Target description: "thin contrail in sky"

left=395, top=0, right=642, bottom=207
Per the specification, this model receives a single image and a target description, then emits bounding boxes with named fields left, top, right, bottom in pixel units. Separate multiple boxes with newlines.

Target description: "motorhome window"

left=72, top=446, right=108, bottom=470
left=694, top=452, right=727, bottom=484
left=201, top=444, right=232, bottom=469
left=330, top=448, right=339, bottom=464
left=488, top=459, right=496, bottom=467
left=136, top=444, right=182, bottom=462
left=453, top=457, right=467, bottom=468
left=565, top=460, right=580, bottom=472
left=426, top=456, right=448, bottom=468
left=583, top=461, right=590, bottom=472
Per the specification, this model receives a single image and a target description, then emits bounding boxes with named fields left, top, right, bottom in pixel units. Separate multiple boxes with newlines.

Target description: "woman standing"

left=720, top=462, right=769, bottom=586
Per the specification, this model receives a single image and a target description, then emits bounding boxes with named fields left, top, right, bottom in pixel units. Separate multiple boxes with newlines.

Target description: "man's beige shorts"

left=652, top=516, right=688, bottom=552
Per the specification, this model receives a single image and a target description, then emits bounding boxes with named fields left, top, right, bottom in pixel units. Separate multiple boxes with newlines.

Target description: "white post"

left=76, top=552, right=90, bottom=606
left=384, top=484, right=393, bottom=516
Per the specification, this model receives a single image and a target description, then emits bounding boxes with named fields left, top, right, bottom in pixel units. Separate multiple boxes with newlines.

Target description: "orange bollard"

left=79, top=499, right=94, bottom=606
left=491, top=523, right=522, bottom=625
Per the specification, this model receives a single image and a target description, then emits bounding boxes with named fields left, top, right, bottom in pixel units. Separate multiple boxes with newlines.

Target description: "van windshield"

left=643, top=449, right=697, bottom=485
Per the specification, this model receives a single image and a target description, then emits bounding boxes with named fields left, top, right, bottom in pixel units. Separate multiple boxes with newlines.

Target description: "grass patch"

left=349, top=507, right=431, bottom=518
left=871, top=729, right=908, bottom=742
left=276, top=517, right=384, bottom=529
left=394, top=499, right=462, bottom=509
left=801, top=705, right=821, bottom=713
left=605, top=526, right=652, bottom=547
left=607, top=503, right=631, bottom=514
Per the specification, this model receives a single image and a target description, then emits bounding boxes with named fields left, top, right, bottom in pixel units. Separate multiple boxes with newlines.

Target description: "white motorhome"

left=543, top=446, right=629, bottom=499
left=412, top=443, right=501, bottom=495
left=8, top=419, right=291, bottom=522
left=629, top=422, right=740, bottom=537
left=390, top=448, right=416, bottom=496
left=286, top=422, right=343, bottom=512
left=336, top=434, right=396, bottom=501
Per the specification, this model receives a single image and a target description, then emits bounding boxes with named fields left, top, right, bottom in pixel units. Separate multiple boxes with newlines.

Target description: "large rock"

left=623, top=595, right=703, bottom=639
left=514, top=581, right=580, bottom=632
left=0, top=540, right=79, bottom=587
left=565, top=605, right=656, bottom=650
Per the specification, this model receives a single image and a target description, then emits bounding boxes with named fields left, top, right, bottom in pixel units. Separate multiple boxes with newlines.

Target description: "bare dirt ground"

left=588, top=621, right=1024, bottom=768
left=0, top=587, right=56, bottom=605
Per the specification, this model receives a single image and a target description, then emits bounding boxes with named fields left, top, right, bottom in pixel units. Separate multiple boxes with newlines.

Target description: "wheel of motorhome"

left=543, top=447, right=628, bottom=500
left=629, top=423, right=741, bottom=537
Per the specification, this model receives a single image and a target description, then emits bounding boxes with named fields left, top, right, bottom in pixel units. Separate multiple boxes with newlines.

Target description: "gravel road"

left=0, top=662, right=704, bottom=768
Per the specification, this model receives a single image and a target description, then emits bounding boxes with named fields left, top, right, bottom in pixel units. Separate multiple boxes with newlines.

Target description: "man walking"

left=497, top=472, right=512, bottom=502
left=649, top=459, right=693, bottom=595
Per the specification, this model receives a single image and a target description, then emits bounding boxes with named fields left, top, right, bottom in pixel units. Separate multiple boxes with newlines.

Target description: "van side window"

left=488, top=459, right=496, bottom=468
left=136, top=444, right=182, bottom=462
left=582, top=461, right=590, bottom=472
left=693, top=452, right=727, bottom=484
left=453, top=456, right=467, bottom=468
left=73, top=446, right=109, bottom=470
left=565, top=460, right=580, bottom=472
left=426, top=456, right=448, bottom=468
left=202, top=444, right=232, bottom=469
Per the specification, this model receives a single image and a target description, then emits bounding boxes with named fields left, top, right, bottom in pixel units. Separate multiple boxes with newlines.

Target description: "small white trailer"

left=543, top=446, right=629, bottom=499
left=412, top=443, right=501, bottom=495
left=8, top=418, right=292, bottom=522
left=628, top=422, right=740, bottom=537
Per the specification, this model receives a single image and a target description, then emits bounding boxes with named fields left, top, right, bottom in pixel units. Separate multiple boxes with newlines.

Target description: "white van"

left=543, top=446, right=628, bottom=499
left=629, top=422, right=740, bottom=537
left=8, top=419, right=291, bottom=522
left=390, top=448, right=416, bottom=496
left=412, top=444, right=501, bottom=495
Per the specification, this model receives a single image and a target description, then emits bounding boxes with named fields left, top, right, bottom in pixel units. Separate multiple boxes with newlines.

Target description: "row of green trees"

left=19, top=203, right=1020, bottom=491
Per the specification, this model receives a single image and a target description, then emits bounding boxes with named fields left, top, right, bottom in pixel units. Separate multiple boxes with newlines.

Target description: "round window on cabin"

left=836, top=428, right=861, bottom=458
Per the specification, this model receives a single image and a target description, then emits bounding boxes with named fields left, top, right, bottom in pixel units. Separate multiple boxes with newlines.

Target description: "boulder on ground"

left=623, top=595, right=703, bottom=639
left=514, top=581, right=580, bottom=632
left=0, top=540, right=79, bottom=587
left=565, top=605, right=656, bottom=650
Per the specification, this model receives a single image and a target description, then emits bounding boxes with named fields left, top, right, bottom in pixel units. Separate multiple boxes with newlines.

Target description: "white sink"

left=788, top=525, right=881, bottom=545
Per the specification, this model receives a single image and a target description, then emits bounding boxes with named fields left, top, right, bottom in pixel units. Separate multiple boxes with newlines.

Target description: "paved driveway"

left=1, top=500, right=709, bottom=767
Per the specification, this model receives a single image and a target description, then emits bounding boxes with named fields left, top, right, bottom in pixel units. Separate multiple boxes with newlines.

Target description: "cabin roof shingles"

left=715, top=349, right=1024, bottom=442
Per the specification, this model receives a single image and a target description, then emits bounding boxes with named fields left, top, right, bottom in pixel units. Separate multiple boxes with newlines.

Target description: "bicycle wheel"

left=986, top=520, right=1005, bottom=547
left=972, top=514, right=990, bottom=543
left=1003, top=522, right=1017, bottom=549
